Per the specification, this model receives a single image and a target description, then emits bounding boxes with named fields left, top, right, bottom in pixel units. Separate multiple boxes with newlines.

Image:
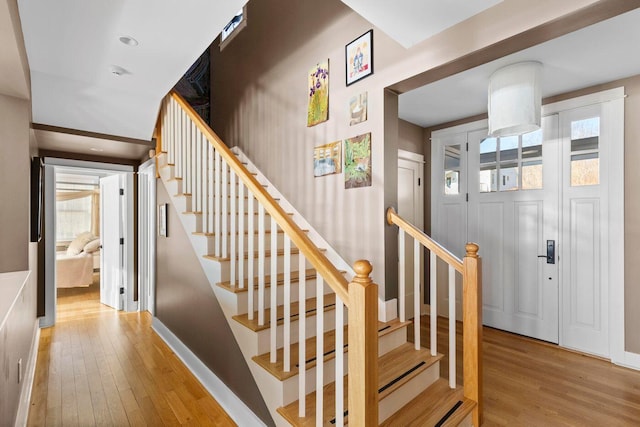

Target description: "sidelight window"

left=570, top=117, right=600, bottom=186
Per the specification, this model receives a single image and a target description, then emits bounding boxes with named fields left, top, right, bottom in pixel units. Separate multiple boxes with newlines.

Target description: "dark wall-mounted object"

left=30, top=156, right=43, bottom=242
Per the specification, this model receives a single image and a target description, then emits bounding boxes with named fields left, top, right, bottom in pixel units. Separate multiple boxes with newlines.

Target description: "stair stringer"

left=156, top=152, right=345, bottom=426
left=231, top=146, right=398, bottom=322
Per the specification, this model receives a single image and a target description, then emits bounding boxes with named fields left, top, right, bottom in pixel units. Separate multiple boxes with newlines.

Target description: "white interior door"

left=100, top=174, right=123, bottom=310
left=467, top=116, right=560, bottom=343
left=398, top=151, right=424, bottom=319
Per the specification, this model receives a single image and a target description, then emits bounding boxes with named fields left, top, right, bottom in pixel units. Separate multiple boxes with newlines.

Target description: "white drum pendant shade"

left=488, top=61, right=542, bottom=137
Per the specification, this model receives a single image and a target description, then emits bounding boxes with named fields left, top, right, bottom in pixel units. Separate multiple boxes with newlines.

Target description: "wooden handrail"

left=386, top=207, right=463, bottom=273
left=168, top=91, right=350, bottom=306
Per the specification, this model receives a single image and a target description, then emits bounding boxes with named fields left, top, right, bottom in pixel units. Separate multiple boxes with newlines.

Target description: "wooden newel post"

left=463, top=243, right=482, bottom=426
left=348, top=260, right=378, bottom=427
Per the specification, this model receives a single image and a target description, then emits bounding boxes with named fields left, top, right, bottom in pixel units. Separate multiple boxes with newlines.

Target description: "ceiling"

left=398, top=7, right=640, bottom=128
left=10, top=1, right=640, bottom=161
left=340, top=0, right=502, bottom=48
left=17, top=0, right=246, bottom=157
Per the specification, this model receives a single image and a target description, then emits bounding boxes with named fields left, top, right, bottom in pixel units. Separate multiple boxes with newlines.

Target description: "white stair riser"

left=235, top=280, right=334, bottom=314
left=215, top=253, right=303, bottom=282
left=192, top=233, right=288, bottom=256
left=277, top=326, right=408, bottom=405
left=281, top=355, right=348, bottom=406
left=378, top=327, right=408, bottom=356
left=182, top=214, right=202, bottom=233
left=378, top=360, right=441, bottom=423
left=253, top=308, right=347, bottom=355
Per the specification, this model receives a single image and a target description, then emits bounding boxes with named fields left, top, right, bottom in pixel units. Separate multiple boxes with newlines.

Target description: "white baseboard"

left=379, top=298, right=398, bottom=322
left=615, top=351, right=640, bottom=371
left=151, top=317, right=267, bottom=427
left=15, top=319, right=40, bottom=427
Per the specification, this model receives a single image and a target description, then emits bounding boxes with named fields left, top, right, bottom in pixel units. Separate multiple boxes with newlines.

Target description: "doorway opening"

left=41, top=158, right=136, bottom=328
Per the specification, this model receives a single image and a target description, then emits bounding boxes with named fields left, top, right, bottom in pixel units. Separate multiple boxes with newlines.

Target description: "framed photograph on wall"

left=158, top=203, right=168, bottom=237
left=346, top=30, right=373, bottom=86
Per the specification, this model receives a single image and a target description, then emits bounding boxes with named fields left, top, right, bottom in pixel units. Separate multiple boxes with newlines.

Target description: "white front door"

left=100, top=174, right=123, bottom=310
left=397, top=150, right=424, bottom=320
left=467, top=116, right=560, bottom=343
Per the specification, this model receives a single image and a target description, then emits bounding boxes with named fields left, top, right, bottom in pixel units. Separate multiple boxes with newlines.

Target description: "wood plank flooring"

left=27, top=277, right=236, bottom=426
left=410, top=316, right=640, bottom=426
left=27, top=277, right=640, bottom=426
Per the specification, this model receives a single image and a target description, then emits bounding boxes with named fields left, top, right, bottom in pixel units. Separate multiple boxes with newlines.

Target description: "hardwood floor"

left=27, top=278, right=640, bottom=426
left=410, top=316, right=640, bottom=426
left=27, top=276, right=236, bottom=426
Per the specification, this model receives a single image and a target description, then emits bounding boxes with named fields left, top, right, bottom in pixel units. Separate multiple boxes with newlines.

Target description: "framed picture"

left=346, top=30, right=373, bottom=86
left=307, top=60, right=329, bottom=127
left=349, top=92, right=368, bottom=125
left=344, top=133, right=372, bottom=189
left=158, top=203, right=168, bottom=237
left=313, top=141, right=342, bottom=177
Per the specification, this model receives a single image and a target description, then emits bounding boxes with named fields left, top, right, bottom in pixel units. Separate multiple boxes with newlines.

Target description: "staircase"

left=155, top=91, right=482, bottom=426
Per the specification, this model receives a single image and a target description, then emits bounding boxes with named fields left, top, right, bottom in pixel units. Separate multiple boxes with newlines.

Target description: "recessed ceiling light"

left=119, top=36, right=138, bottom=47
left=90, top=148, right=104, bottom=152
left=109, top=65, right=127, bottom=76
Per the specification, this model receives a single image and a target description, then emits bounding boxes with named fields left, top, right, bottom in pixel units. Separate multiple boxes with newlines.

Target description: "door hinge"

left=119, top=238, right=124, bottom=245
left=418, top=178, right=421, bottom=186
left=466, top=142, right=469, bottom=152
left=119, top=287, right=124, bottom=295
left=119, top=188, right=124, bottom=196
left=466, top=193, right=469, bottom=202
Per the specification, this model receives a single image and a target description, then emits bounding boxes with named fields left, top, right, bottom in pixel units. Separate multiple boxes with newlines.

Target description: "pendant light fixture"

left=488, top=61, right=542, bottom=137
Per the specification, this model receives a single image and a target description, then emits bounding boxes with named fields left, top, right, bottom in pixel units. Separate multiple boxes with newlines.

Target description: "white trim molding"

left=152, top=317, right=267, bottom=427
left=15, top=320, right=40, bottom=427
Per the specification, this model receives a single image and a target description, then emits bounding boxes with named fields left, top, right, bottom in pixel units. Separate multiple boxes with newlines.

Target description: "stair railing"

left=158, top=91, right=378, bottom=426
left=386, top=207, right=483, bottom=426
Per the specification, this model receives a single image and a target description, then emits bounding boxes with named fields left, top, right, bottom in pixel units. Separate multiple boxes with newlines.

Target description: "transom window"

left=479, top=129, right=543, bottom=193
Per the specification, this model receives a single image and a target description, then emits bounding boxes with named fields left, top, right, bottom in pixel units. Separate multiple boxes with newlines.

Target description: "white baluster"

left=430, top=251, right=437, bottom=357
left=414, top=238, right=421, bottom=350
left=195, top=129, right=201, bottom=213
left=230, top=170, right=237, bottom=287
left=284, top=235, right=291, bottom=372
left=208, top=143, right=214, bottom=235
left=247, top=195, right=255, bottom=320
left=298, top=255, right=306, bottom=418
left=222, top=162, right=228, bottom=258
left=238, top=182, right=245, bottom=289
left=185, top=121, right=192, bottom=197
left=214, top=151, right=221, bottom=256
left=201, top=136, right=208, bottom=233
left=270, top=216, right=277, bottom=363
left=258, top=204, right=266, bottom=326
left=449, top=265, right=456, bottom=389
left=316, top=275, right=324, bottom=427
left=167, top=100, right=173, bottom=165
left=399, top=230, right=406, bottom=323
left=335, top=297, right=344, bottom=427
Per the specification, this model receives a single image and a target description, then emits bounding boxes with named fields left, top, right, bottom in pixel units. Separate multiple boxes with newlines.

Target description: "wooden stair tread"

left=232, top=294, right=337, bottom=332
left=277, top=343, right=443, bottom=426
left=217, top=268, right=318, bottom=293
left=192, top=229, right=292, bottom=237
left=379, top=379, right=476, bottom=427
left=253, top=319, right=409, bottom=381
left=204, top=247, right=304, bottom=262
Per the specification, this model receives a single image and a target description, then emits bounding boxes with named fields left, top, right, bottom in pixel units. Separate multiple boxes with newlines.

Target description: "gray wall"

left=0, top=94, right=30, bottom=273
left=155, top=181, right=274, bottom=426
left=209, top=0, right=596, bottom=301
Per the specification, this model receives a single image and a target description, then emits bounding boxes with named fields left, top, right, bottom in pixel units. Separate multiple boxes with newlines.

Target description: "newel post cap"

left=353, top=260, right=373, bottom=283
left=465, top=243, right=479, bottom=258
